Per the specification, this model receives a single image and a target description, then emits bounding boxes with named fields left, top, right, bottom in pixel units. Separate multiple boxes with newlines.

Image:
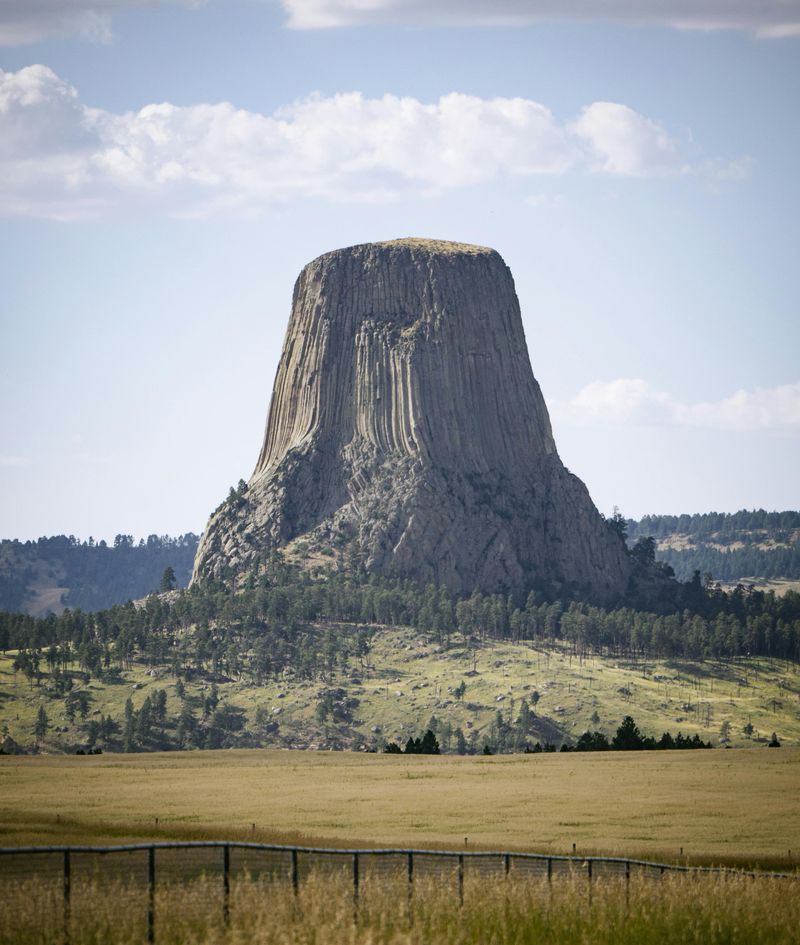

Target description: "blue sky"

left=1, top=1, right=798, bottom=541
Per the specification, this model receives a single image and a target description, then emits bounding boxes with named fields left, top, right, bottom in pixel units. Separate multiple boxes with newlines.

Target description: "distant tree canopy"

left=0, top=534, right=199, bottom=613
left=384, top=730, right=440, bottom=755
left=628, top=510, right=800, bottom=541
left=570, top=716, right=712, bottom=752
left=626, top=510, right=800, bottom=582
left=1, top=552, right=799, bottom=675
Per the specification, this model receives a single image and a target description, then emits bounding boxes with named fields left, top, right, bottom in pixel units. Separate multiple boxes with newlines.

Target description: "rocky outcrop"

left=193, top=238, right=631, bottom=599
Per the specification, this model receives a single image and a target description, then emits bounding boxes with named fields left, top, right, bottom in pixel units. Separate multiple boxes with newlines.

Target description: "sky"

left=1, top=0, right=798, bottom=542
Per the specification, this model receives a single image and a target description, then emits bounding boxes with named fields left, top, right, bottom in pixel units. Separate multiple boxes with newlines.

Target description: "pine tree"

left=420, top=730, right=440, bottom=755
left=160, top=566, right=177, bottom=593
left=34, top=705, right=49, bottom=743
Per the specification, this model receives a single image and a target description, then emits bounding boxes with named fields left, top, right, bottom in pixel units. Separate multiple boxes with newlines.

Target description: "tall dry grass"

left=1, top=865, right=797, bottom=945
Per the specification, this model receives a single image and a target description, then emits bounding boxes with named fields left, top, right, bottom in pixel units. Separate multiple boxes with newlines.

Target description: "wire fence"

left=1, top=841, right=797, bottom=944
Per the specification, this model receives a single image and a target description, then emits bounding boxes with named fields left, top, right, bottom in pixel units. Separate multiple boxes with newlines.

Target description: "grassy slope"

left=2, top=628, right=799, bottom=754
left=1, top=747, right=798, bottom=869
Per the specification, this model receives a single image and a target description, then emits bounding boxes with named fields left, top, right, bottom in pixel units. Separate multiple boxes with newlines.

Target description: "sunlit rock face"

left=193, top=238, right=630, bottom=599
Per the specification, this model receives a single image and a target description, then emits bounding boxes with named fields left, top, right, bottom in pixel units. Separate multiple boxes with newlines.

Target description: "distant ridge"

left=0, top=534, right=199, bottom=615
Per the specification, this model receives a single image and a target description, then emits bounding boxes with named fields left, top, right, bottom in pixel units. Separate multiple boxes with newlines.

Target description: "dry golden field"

left=1, top=747, right=798, bottom=868
left=3, top=870, right=798, bottom=945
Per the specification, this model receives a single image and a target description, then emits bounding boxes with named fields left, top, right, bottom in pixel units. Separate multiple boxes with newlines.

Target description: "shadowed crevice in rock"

left=193, top=238, right=631, bottom=600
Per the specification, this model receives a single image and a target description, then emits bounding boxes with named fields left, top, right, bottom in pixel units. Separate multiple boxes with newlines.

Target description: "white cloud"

left=5, top=1, right=799, bottom=46
left=0, top=65, right=731, bottom=219
left=0, top=1, right=197, bottom=46
left=0, top=455, right=31, bottom=467
left=550, top=379, right=800, bottom=433
left=281, top=0, right=800, bottom=37
left=571, top=102, right=683, bottom=176
left=523, top=192, right=564, bottom=209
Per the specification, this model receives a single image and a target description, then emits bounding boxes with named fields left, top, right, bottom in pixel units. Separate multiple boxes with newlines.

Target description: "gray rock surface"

left=192, top=238, right=631, bottom=599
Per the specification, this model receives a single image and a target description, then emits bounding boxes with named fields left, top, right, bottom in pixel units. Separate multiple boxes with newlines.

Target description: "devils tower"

left=193, top=238, right=631, bottom=599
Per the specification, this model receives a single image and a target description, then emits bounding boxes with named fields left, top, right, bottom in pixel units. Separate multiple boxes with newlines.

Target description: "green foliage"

left=159, top=567, right=177, bottom=593
left=607, top=507, right=629, bottom=542
left=33, top=705, right=48, bottom=742
left=0, top=533, right=198, bottom=613
left=627, top=510, right=800, bottom=582
left=394, top=730, right=440, bottom=755
left=568, top=716, right=713, bottom=753
left=1, top=552, right=799, bottom=754
left=574, top=730, right=610, bottom=751
left=612, top=715, right=646, bottom=750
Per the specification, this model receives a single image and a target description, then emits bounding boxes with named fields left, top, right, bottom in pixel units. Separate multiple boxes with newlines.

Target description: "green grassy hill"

left=3, top=625, right=797, bottom=756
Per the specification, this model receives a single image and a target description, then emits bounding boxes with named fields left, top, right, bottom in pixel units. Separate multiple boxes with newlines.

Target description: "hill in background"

left=627, top=510, right=800, bottom=589
left=0, top=534, right=199, bottom=616
left=0, top=510, right=798, bottom=617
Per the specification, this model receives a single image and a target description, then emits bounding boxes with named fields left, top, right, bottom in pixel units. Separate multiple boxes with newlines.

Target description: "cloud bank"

left=0, top=1, right=197, bottom=46
left=281, top=0, right=800, bottom=37
left=281, top=0, right=800, bottom=38
left=4, top=1, right=798, bottom=46
left=550, top=379, right=800, bottom=433
left=0, top=65, right=724, bottom=219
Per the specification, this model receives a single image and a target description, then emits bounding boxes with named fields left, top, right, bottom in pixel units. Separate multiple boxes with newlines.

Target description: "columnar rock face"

left=193, top=238, right=631, bottom=599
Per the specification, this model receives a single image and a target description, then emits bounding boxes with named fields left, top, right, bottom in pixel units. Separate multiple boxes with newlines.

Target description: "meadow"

left=1, top=747, right=799, bottom=869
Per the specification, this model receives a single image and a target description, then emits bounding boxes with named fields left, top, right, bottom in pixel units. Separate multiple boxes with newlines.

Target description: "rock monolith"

left=193, top=238, right=630, bottom=599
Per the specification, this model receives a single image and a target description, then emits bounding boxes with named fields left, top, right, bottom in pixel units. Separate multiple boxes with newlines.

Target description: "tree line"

left=627, top=510, right=800, bottom=541
left=2, top=554, right=799, bottom=685
left=626, top=510, right=800, bottom=582
left=0, top=534, right=199, bottom=614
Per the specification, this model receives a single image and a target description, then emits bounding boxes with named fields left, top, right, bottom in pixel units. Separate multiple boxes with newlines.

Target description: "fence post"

left=458, top=854, right=464, bottom=906
left=223, top=844, right=230, bottom=926
left=547, top=857, right=552, bottom=884
left=291, top=848, right=299, bottom=896
left=504, top=853, right=511, bottom=877
left=352, top=852, right=360, bottom=920
left=587, top=857, right=593, bottom=907
left=407, top=851, right=414, bottom=907
left=625, top=859, right=631, bottom=908
left=147, top=846, right=156, bottom=945
left=63, top=850, right=71, bottom=945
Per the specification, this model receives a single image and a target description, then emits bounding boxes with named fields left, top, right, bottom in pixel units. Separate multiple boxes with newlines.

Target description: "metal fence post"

left=504, top=853, right=511, bottom=877
left=458, top=854, right=464, bottom=906
left=407, top=851, right=414, bottom=907
left=587, top=857, right=593, bottom=907
left=352, top=852, right=360, bottom=920
left=63, top=850, right=71, bottom=945
left=291, top=848, right=299, bottom=896
left=147, top=846, right=156, bottom=945
left=223, top=844, right=230, bottom=926
left=625, top=859, right=631, bottom=908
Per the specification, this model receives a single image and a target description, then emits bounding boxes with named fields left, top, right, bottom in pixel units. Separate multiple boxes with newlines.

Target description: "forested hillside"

left=0, top=534, right=199, bottom=615
left=1, top=555, right=798, bottom=756
left=1, top=510, right=797, bottom=616
left=627, top=510, right=800, bottom=583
